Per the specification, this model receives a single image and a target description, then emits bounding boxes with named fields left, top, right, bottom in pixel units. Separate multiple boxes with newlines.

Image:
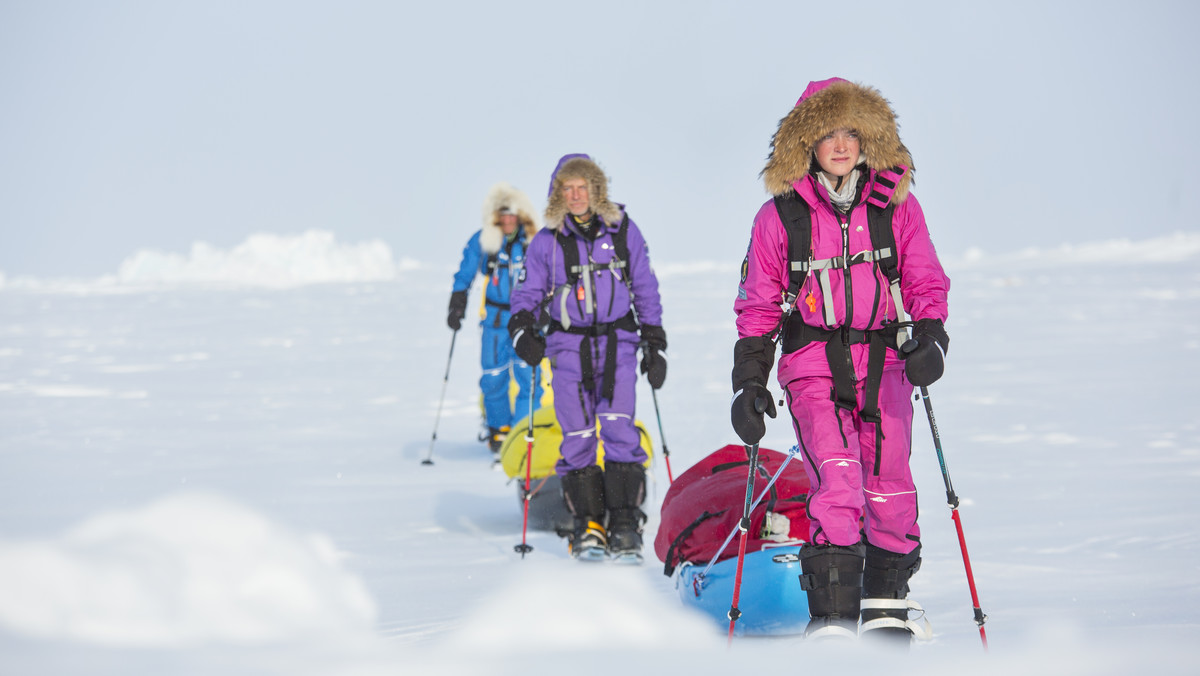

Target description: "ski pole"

left=514, top=367, right=538, bottom=557
left=727, top=441, right=760, bottom=643
left=649, top=388, right=674, bottom=484
left=918, top=386, right=988, bottom=650
left=421, top=329, right=458, bottom=466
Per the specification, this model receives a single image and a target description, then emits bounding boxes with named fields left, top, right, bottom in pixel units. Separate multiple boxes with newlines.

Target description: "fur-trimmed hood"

left=544, top=154, right=623, bottom=228
left=480, top=182, right=540, bottom=255
left=762, top=78, right=914, bottom=202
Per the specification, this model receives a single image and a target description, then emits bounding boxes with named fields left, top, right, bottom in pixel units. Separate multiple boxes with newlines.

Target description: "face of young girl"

left=814, top=128, right=860, bottom=177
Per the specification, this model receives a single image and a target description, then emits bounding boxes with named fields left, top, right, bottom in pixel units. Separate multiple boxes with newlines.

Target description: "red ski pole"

left=514, top=368, right=538, bottom=558
left=918, top=386, right=988, bottom=649
left=727, top=442, right=760, bottom=643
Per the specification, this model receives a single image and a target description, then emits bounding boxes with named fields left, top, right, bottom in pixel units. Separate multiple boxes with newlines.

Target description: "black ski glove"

left=447, top=290, right=468, bottom=331
left=508, top=309, right=545, bottom=367
left=639, top=324, right=668, bottom=390
left=900, top=318, right=949, bottom=387
left=730, top=335, right=778, bottom=445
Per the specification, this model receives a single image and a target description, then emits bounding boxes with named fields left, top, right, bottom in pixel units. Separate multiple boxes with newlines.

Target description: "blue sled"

left=675, top=545, right=809, bottom=636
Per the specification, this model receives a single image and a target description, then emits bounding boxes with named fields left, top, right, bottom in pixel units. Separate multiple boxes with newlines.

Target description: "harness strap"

left=549, top=311, right=638, bottom=403
left=785, top=322, right=897, bottom=474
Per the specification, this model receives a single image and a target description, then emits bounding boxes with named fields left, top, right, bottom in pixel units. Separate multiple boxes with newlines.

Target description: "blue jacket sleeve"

left=452, top=231, right=483, bottom=293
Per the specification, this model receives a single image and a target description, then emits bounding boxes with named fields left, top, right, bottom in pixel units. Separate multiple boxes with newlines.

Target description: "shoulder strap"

left=612, top=211, right=631, bottom=267
left=866, top=200, right=905, bottom=333
left=555, top=229, right=581, bottom=287
left=866, top=202, right=898, bottom=285
left=557, top=212, right=633, bottom=287
left=772, top=193, right=813, bottom=306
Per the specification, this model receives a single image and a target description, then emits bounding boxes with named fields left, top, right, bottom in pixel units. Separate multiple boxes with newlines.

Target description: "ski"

left=610, top=551, right=644, bottom=566
left=572, top=545, right=608, bottom=562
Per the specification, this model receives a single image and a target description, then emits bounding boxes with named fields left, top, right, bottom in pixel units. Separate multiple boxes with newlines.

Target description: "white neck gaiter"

left=817, top=169, right=860, bottom=213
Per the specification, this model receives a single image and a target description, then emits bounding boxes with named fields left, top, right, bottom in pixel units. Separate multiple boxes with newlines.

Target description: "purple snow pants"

left=785, top=369, right=920, bottom=555
left=548, top=331, right=646, bottom=475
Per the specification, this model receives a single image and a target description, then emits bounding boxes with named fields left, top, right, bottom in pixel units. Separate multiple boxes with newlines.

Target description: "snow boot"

left=487, top=426, right=510, bottom=455
left=798, top=543, right=865, bottom=641
left=861, top=543, right=929, bottom=646
left=562, top=465, right=607, bottom=561
left=603, top=461, right=647, bottom=564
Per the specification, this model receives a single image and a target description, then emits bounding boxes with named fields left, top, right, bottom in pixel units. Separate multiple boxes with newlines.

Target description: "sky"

left=2, top=0, right=1199, bottom=278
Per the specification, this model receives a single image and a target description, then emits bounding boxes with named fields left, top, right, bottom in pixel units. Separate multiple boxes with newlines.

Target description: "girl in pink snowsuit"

left=731, top=78, right=950, bottom=642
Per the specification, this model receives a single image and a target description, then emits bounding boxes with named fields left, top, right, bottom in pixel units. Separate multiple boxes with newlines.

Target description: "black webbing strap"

left=710, top=460, right=751, bottom=474
left=772, top=193, right=813, bottom=305
left=550, top=311, right=638, bottom=403
left=787, top=322, right=894, bottom=476
left=556, top=212, right=632, bottom=289
left=773, top=185, right=902, bottom=477
left=485, top=299, right=510, bottom=327
left=662, top=510, right=725, bottom=577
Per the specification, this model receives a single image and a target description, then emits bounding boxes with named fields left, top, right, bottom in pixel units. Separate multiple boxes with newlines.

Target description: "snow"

left=1, top=230, right=1198, bottom=674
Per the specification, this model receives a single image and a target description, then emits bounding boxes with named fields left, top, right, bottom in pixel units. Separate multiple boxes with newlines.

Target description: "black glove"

left=730, top=335, right=778, bottom=445
left=639, top=325, right=668, bottom=389
left=731, top=384, right=777, bottom=445
left=508, top=309, right=545, bottom=367
left=447, top=290, right=468, bottom=331
left=900, top=318, right=949, bottom=387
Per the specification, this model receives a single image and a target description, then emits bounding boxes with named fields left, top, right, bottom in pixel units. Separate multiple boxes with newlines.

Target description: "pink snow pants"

left=785, top=370, right=920, bottom=555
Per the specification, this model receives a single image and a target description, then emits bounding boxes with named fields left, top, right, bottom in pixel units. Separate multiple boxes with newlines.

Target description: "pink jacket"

left=734, top=173, right=949, bottom=387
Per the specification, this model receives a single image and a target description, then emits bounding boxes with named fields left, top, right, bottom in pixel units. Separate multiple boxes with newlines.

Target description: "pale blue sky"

left=2, top=0, right=1197, bottom=276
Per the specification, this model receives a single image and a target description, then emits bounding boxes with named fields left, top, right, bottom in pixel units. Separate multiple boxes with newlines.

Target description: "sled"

left=655, top=444, right=811, bottom=636
left=676, top=546, right=809, bottom=636
left=496, top=405, right=654, bottom=532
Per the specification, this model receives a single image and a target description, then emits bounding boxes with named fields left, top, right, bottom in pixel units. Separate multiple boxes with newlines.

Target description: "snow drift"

left=0, top=492, right=377, bottom=647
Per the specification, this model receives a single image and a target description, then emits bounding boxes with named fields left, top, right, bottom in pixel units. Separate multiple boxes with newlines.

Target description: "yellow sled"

left=497, top=406, right=654, bottom=480
left=497, top=406, right=654, bottom=533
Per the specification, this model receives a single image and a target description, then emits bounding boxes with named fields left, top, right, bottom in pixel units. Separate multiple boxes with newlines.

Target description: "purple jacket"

left=511, top=209, right=662, bottom=351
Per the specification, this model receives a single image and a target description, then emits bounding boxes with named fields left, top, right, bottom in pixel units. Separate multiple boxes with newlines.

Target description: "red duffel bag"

left=654, top=444, right=812, bottom=576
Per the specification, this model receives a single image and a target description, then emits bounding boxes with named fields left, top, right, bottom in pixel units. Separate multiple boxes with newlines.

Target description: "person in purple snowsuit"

left=509, top=154, right=666, bottom=561
left=731, top=79, right=950, bottom=641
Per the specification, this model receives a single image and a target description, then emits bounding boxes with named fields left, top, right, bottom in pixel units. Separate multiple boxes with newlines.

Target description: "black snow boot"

left=861, top=543, right=924, bottom=646
left=562, top=465, right=607, bottom=561
left=486, top=426, right=509, bottom=454
left=603, top=461, right=647, bottom=563
left=798, top=543, right=866, bottom=641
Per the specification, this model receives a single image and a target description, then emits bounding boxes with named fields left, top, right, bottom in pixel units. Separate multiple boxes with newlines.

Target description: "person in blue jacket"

left=448, top=182, right=544, bottom=455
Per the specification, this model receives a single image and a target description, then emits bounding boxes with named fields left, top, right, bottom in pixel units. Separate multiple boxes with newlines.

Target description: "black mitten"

left=731, top=384, right=777, bottom=445
left=447, top=290, right=468, bottom=331
left=508, top=309, right=545, bottom=366
left=639, top=325, right=668, bottom=389
left=730, top=335, right=778, bottom=445
left=900, top=318, right=949, bottom=387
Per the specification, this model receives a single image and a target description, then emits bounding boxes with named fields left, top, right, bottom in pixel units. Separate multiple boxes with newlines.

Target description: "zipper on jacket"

left=571, top=238, right=586, bottom=321
left=601, top=236, right=616, bottom=318
left=584, top=238, right=598, bottom=320
left=838, top=214, right=855, bottom=377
